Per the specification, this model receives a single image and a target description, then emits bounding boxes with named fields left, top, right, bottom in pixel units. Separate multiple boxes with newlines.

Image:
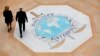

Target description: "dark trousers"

left=19, top=22, right=25, bottom=36
left=6, top=22, right=12, bottom=29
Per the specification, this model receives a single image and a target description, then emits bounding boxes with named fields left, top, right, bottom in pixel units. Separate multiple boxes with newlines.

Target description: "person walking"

left=3, top=6, right=13, bottom=32
left=16, top=8, right=28, bottom=38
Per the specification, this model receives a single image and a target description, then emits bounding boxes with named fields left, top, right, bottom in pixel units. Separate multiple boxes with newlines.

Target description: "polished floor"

left=0, top=0, right=100, bottom=56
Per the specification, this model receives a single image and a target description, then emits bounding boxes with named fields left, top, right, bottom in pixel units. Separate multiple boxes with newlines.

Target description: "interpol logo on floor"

left=14, top=5, right=92, bottom=52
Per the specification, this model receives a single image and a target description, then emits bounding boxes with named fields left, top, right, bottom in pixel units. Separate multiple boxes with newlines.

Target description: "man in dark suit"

left=16, top=8, right=28, bottom=38
left=3, top=6, right=13, bottom=32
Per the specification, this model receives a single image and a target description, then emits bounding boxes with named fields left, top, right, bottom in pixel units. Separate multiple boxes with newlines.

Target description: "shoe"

left=20, top=35, right=23, bottom=38
left=23, top=29, right=25, bottom=32
left=8, top=29, right=10, bottom=32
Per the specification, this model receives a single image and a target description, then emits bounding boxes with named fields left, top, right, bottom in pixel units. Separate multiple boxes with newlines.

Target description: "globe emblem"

left=35, top=15, right=71, bottom=39
left=31, top=14, right=74, bottom=49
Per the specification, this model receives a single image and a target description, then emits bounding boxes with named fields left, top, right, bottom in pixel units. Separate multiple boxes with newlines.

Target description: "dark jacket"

left=3, top=10, right=13, bottom=23
left=16, top=11, right=28, bottom=23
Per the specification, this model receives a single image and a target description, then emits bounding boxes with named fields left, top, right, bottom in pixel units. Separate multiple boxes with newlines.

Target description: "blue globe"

left=35, top=15, right=71, bottom=39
